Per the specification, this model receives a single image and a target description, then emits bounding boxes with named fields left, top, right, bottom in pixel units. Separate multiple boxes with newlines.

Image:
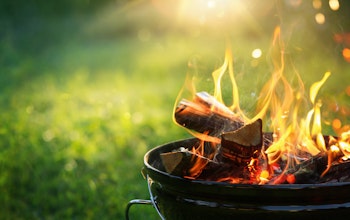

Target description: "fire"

left=173, top=26, right=350, bottom=184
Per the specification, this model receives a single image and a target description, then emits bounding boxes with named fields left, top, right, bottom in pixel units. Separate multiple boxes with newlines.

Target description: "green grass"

left=0, top=4, right=192, bottom=219
left=1, top=1, right=350, bottom=219
left=0, top=40, right=188, bottom=220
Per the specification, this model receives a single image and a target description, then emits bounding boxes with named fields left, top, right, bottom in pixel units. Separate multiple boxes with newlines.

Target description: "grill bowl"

left=143, top=138, right=350, bottom=220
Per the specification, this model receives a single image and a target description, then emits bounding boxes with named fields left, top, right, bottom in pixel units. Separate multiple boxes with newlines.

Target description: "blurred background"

left=0, top=0, right=349, bottom=219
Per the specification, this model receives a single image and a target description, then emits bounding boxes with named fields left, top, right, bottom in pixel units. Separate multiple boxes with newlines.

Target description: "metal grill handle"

left=125, top=175, right=165, bottom=220
left=125, top=199, right=152, bottom=220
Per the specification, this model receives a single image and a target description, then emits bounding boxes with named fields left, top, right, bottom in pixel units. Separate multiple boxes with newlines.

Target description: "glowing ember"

left=171, top=26, right=350, bottom=184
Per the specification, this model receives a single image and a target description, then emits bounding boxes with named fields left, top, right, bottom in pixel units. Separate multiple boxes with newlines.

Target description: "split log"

left=220, top=119, right=263, bottom=164
left=160, top=146, right=217, bottom=177
left=160, top=149, right=190, bottom=175
left=174, top=92, right=244, bottom=136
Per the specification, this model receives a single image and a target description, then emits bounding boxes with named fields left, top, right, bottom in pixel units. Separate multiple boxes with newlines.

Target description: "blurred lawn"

left=1, top=1, right=350, bottom=219
left=0, top=2, right=192, bottom=219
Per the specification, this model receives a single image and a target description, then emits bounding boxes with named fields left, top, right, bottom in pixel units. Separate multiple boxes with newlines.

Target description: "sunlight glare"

left=207, top=0, right=216, bottom=8
left=176, top=0, right=246, bottom=27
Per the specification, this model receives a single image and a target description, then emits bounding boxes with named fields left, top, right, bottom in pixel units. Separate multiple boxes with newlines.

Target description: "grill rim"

left=144, top=137, right=350, bottom=189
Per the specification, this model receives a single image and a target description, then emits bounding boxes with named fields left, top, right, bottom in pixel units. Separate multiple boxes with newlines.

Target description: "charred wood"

left=160, top=141, right=218, bottom=177
left=220, top=119, right=263, bottom=164
left=272, top=151, right=350, bottom=184
left=174, top=92, right=244, bottom=136
left=160, top=149, right=209, bottom=177
left=319, top=159, right=350, bottom=183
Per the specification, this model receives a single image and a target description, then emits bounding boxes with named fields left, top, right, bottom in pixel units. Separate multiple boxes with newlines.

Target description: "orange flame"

left=175, top=26, right=350, bottom=184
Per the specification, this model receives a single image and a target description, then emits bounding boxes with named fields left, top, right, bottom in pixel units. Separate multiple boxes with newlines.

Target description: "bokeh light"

left=342, top=48, right=350, bottom=62
left=313, top=0, right=322, bottom=9
left=346, top=86, right=350, bottom=97
left=251, top=48, right=262, bottom=58
left=315, top=12, right=326, bottom=24
left=329, top=0, right=340, bottom=11
left=286, top=0, right=303, bottom=8
left=332, top=118, right=342, bottom=130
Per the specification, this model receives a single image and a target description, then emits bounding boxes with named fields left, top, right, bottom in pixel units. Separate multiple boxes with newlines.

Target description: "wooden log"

left=319, top=159, right=350, bottom=183
left=160, top=147, right=216, bottom=177
left=266, top=153, right=328, bottom=184
left=272, top=151, right=350, bottom=184
left=160, top=149, right=189, bottom=176
left=174, top=92, right=244, bottom=136
left=220, top=119, right=263, bottom=164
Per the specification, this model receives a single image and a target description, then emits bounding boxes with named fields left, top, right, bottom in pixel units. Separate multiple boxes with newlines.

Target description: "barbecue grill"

left=126, top=138, right=350, bottom=220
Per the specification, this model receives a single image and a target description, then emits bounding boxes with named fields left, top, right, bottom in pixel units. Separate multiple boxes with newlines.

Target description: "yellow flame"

left=175, top=25, right=350, bottom=182
left=212, top=49, right=228, bottom=104
left=309, top=72, right=331, bottom=104
left=258, top=28, right=332, bottom=165
left=253, top=27, right=286, bottom=123
left=308, top=72, right=331, bottom=152
left=339, top=131, right=350, bottom=159
left=211, top=46, right=246, bottom=121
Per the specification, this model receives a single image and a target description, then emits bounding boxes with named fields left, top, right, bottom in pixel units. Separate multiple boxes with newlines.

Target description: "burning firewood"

left=279, top=153, right=329, bottom=184
left=170, top=88, right=350, bottom=184
left=160, top=143, right=217, bottom=177
left=320, top=160, right=350, bottom=182
left=271, top=149, right=350, bottom=184
left=220, top=119, right=263, bottom=164
left=174, top=92, right=244, bottom=136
